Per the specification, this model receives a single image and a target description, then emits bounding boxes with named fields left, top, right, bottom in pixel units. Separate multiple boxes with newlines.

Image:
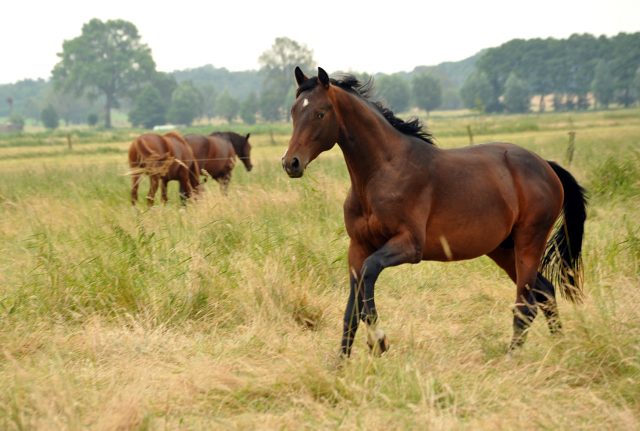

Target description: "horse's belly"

left=422, top=213, right=512, bottom=261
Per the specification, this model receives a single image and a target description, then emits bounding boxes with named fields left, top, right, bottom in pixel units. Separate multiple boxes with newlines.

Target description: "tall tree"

left=459, top=71, right=494, bottom=112
left=128, top=86, right=166, bottom=129
left=240, top=91, right=259, bottom=125
left=6, top=96, right=13, bottom=118
left=200, top=83, right=218, bottom=121
left=591, top=60, right=615, bottom=108
left=167, top=81, right=204, bottom=126
left=376, top=73, right=410, bottom=113
left=216, top=90, right=240, bottom=124
left=150, top=72, right=178, bottom=107
left=610, top=32, right=640, bottom=107
left=258, top=37, right=315, bottom=115
left=51, top=19, right=156, bottom=128
left=412, top=73, right=442, bottom=116
left=503, top=73, right=531, bottom=113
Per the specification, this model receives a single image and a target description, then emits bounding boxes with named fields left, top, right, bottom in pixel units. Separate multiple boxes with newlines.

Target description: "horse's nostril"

left=292, top=157, right=300, bottom=170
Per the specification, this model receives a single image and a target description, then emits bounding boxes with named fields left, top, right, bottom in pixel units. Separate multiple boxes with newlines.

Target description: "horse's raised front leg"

left=131, top=174, right=142, bottom=206
left=342, top=232, right=422, bottom=357
left=161, top=179, right=169, bottom=204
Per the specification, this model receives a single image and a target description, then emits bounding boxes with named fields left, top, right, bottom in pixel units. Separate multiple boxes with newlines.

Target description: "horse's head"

left=237, top=133, right=253, bottom=171
left=282, top=67, right=340, bottom=178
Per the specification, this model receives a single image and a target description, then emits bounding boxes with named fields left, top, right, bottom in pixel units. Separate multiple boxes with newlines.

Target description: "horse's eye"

left=317, top=112, right=325, bottom=119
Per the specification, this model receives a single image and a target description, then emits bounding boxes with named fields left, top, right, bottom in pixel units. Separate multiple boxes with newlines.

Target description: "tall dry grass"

left=0, top=110, right=639, bottom=430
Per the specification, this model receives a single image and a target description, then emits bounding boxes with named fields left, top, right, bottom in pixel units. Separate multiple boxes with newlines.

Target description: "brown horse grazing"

left=183, top=132, right=253, bottom=194
left=283, top=67, right=587, bottom=357
left=129, top=132, right=200, bottom=206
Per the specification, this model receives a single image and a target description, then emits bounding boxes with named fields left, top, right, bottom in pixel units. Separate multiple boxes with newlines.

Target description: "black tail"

left=540, top=161, right=588, bottom=303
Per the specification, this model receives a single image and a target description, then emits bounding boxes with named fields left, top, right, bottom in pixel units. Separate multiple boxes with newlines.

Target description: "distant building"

left=0, top=123, right=17, bottom=134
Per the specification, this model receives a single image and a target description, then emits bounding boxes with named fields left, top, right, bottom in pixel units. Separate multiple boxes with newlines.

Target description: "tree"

left=240, top=91, right=258, bottom=125
left=459, top=71, right=494, bottom=112
left=41, top=103, right=59, bottom=130
left=51, top=18, right=156, bottom=128
left=87, top=113, right=99, bottom=126
left=503, top=73, right=531, bottom=113
left=9, top=113, right=25, bottom=131
left=634, top=67, right=640, bottom=104
left=216, top=90, right=240, bottom=124
left=6, top=96, right=13, bottom=117
left=258, top=37, right=315, bottom=115
left=284, top=85, right=296, bottom=122
left=167, top=81, right=204, bottom=126
left=412, top=73, right=442, bottom=116
left=376, top=73, right=410, bottom=113
left=44, top=89, right=93, bottom=126
left=128, top=86, right=166, bottom=129
left=610, top=32, right=640, bottom=107
left=591, top=60, right=615, bottom=108
left=150, top=72, right=178, bottom=107
left=259, top=87, right=282, bottom=122
left=200, top=83, right=218, bottom=120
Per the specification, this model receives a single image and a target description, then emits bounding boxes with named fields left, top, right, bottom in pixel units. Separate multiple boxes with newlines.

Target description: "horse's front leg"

left=344, top=231, right=423, bottom=357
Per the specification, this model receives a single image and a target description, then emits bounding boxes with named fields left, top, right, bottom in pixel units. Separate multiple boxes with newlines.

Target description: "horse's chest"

left=345, top=202, right=395, bottom=249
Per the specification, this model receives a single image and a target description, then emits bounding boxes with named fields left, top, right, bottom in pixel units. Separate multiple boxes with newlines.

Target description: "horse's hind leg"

left=146, top=175, right=159, bottom=207
left=533, top=273, right=561, bottom=334
left=488, top=247, right=562, bottom=344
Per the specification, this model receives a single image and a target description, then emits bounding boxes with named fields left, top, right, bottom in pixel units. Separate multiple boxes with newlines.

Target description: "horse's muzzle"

left=282, top=156, right=304, bottom=178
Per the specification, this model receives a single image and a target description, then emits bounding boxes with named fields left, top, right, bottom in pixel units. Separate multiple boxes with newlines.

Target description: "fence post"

left=467, top=125, right=474, bottom=146
left=67, top=133, right=72, bottom=151
left=565, top=131, right=576, bottom=166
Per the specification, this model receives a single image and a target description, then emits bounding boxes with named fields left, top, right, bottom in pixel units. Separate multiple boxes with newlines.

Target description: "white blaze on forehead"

left=303, top=98, right=309, bottom=107
left=282, top=149, right=288, bottom=158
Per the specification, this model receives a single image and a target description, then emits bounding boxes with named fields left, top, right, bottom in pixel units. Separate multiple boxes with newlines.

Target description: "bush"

left=9, top=113, right=25, bottom=131
left=87, top=113, right=99, bottom=126
left=41, top=104, right=59, bottom=130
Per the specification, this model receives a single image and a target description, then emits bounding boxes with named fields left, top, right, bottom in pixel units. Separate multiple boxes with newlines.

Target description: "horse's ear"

left=318, top=67, right=330, bottom=89
left=294, top=66, right=308, bottom=87
left=246, top=133, right=250, bottom=140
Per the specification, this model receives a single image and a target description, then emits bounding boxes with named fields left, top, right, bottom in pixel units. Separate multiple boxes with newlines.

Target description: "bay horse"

left=183, top=132, right=253, bottom=194
left=283, top=67, right=587, bottom=357
left=129, top=132, right=200, bottom=206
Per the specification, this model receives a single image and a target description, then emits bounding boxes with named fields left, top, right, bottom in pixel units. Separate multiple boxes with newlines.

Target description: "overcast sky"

left=2, top=0, right=639, bottom=85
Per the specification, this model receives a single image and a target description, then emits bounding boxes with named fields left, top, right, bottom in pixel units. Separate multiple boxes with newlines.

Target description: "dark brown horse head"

left=211, top=131, right=253, bottom=171
left=283, top=67, right=341, bottom=178
left=237, top=132, right=253, bottom=171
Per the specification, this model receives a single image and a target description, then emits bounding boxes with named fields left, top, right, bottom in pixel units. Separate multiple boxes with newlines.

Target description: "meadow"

left=1, top=108, right=639, bottom=430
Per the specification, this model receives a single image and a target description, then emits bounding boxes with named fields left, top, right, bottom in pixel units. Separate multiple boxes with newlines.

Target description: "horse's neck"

left=334, top=91, right=419, bottom=189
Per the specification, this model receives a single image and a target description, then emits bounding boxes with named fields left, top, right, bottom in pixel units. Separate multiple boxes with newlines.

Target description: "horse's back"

left=201, top=135, right=236, bottom=179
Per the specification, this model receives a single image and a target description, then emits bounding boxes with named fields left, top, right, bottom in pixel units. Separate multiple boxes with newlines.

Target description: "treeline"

left=460, top=33, right=640, bottom=113
left=3, top=26, right=640, bottom=131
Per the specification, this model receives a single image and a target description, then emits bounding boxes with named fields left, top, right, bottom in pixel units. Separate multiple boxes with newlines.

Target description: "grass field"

left=1, top=108, right=639, bottom=430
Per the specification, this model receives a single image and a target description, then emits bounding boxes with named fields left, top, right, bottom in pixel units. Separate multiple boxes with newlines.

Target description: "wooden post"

left=270, top=129, right=276, bottom=145
left=467, top=125, right=474, bottom=146
left=67, top=133, right=72, bottom=151
left=565, top=131, right=576, bottom=166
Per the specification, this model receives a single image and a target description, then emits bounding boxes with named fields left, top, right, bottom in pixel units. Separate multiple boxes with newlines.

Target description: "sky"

left=2, top=0, right=640, bottom=85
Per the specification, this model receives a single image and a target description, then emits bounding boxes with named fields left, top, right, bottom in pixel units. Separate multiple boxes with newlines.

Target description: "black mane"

left=296, top=74, right=436, bottom=146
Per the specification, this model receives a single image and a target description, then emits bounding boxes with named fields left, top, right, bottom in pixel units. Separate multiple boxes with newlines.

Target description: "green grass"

left=0, top=109, right=639, bottom=429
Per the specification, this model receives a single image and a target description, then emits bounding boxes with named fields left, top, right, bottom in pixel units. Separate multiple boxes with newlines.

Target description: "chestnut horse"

left=283, top=67, right=587, bottom=357
left=129, top=132, right=200, bottom=206
left=183, top=132, right=253, bottom=193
